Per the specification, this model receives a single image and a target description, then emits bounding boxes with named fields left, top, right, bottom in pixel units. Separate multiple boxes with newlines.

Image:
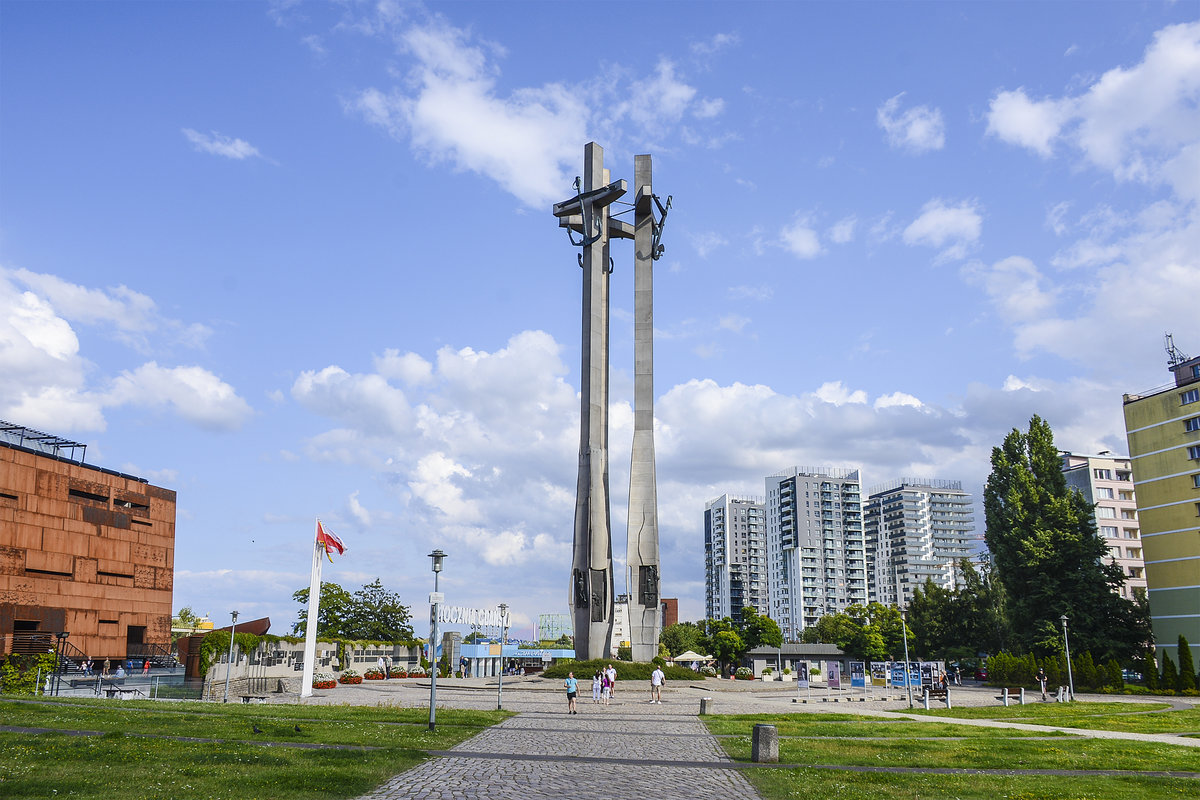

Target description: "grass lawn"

left=0, top=696, right=508, bottom=800
left=911, top=700, right=1200, bottom=736
left=705, top=712, right=1200, bottom=800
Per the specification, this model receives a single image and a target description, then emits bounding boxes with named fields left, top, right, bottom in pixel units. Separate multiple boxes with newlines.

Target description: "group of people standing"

left=588, top=664, right=618, bottom=705
left=565, top=663, right=665, bottom=713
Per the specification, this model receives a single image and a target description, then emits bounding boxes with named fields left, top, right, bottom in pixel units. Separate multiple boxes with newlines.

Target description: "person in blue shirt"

left=564, top=671, right=578, bottom=714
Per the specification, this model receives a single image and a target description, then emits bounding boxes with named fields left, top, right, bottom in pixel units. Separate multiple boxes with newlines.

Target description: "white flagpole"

left=300, top=521, right=324, bottom=698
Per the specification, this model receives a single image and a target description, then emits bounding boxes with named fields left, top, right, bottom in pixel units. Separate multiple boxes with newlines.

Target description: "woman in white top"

left=592, top=670, right=603, bottom=703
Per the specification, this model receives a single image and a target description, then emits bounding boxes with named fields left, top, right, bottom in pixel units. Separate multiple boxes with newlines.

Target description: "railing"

left=127, top=641, right=182, bottom=671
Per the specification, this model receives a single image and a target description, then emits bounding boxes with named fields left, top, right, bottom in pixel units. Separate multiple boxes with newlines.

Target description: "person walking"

left=605, top=663, right=617, bottom=699
left=564, top=671, right=579, bottom=714
left=142, top=660, right=150, bottom=675
left=591, top=670, right=602, bottom=704
left=650, top=664, right=665, bottom=703
left=1037, top=667, right=1049, bottom=701
left=601, top=668, right=612, bottom=705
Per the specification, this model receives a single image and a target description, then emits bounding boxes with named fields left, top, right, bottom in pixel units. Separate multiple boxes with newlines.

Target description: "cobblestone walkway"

left=356, top=704, right=762, bottom=800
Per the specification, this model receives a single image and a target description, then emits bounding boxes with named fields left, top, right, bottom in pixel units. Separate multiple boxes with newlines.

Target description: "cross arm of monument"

left=553, top=179, right=633, bottom=241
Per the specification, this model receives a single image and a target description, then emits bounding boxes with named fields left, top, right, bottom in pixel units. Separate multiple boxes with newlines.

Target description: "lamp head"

left=1060, top=614, right=1068, bottom=625
left=57, top=631, right=69, bottom=640
left=429, top=549, right=446, bottom=573
left=499, top=603, right=507, bottom=615
left=231, top=610, right=239, bottom=623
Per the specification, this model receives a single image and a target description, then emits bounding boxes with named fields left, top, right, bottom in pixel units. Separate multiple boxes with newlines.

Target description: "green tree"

left=1161, top=653, right=1178, bottom=691
left=348, top=578, right=414, bottom=641
left=983, top=415, right=1150, bottom=661
left=1178, top=636, right=1197, bottom=692
left=1142, top=651, right=1159, bottom=690
left=291, top=579, right=413, bottom=641
left=710, top=629, right=743, bottom=674
left=659, top=622, right=705, bottom=657
left=740, top=607, right=783, bottom=651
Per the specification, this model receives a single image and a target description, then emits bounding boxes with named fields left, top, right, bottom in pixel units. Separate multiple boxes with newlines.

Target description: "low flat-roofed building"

left=0, top=422, right=176, bottom=666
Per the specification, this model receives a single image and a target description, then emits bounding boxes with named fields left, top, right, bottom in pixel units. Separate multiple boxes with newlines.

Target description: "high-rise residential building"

left=704, top=494, right=767, bottom=621
left=865, top=479, right=976, bottom=607
left=765, top=467, right=865, bottom=641
left=1123, top=349, right=1200, bottom=661
left=1061, top=452, right=1147, bottom=600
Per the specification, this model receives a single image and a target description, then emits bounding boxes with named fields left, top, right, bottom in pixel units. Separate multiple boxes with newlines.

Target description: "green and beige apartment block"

left=1123, top=354, right=1200, bottom=661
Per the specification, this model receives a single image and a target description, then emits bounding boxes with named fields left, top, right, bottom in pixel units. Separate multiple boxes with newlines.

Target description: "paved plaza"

left=266, top=675, right=1200, bottom=799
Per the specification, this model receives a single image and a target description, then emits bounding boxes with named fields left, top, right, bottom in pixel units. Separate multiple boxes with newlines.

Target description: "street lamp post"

left=54, top=631, right=69, bottom=696
left=428, top=549, right=446, bottom=731
left=496, top=603, right=508, bottom=710
left=223, top=611, right=239, bottom=703
left=900, top=608, right=913, bottom=709
left=1060, top=614, right=1075, bottom=701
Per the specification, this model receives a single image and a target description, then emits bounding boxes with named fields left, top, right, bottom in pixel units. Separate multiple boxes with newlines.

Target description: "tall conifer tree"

left=983, top=415, right=1150, bottom=661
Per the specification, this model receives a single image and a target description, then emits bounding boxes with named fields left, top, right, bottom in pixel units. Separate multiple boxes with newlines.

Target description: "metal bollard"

left=1019, top=687, right=1025, bottom=705
left=752, top=724, right=779, bottom=763
left=699, top=697, right=713, bottom=715
left=1002, top=688, right=1010, bottom=706
left=923, top=690, right=930, bottom=710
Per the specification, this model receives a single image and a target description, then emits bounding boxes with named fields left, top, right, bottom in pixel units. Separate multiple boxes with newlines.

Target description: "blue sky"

left=2, top=1, right=1197, bottom=638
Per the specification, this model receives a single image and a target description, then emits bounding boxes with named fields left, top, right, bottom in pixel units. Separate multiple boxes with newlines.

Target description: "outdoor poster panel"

left=870, top=661, right=889, bottom=685
left=796, top=661, right=810, bottom=690
left=828, top=661, right=841, bottom=689
left=890, top=661, right=906, bottom=687
left=921, top=662, right=935, bottom=687
left=850, top=661, right=866, bottom=687
left=909, top=661, right=921, bottom=687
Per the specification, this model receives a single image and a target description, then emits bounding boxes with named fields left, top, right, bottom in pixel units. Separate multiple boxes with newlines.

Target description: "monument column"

left=627, top=154, right=663, bottom=662
left=552, top=143, right=626, bottom=660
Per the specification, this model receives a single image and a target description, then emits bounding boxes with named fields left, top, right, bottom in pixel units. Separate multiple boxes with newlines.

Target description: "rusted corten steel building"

left=0, top=422, right=176, bottom=663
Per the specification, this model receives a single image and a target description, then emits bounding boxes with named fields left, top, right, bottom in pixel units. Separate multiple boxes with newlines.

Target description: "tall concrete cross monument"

left=553, top=144, right=668, bottom=662
left=553, top=143, right=627, bottom=660
left=627, top=154, right=668, bottom=662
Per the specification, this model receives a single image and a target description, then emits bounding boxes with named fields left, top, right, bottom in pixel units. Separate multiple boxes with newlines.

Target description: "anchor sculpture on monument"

left=552, top=143, right=671, bottom=661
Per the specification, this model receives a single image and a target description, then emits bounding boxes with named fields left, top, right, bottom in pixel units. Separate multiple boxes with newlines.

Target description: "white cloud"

left=349, top=22, right=716, bottom=208
left=694, top=98, right=725, bottom=119
left=780, top=216, right=822, bottom=259
left=876, top=93, right=945, bottom=152
left=291, top=366, right=413, bottom=436
left=348, top=491, right=372, bottom=527
left=874, top=392, right=924, bottom=410
left=718, top=314, right=750, bottom=333
left=105, top=363, right=253, bottom=431
left=615, top=59, right=698, bottom=135
left=828, top=215, right=857, bottom=244
left=374, top=349, right=434, bottom=385
left=903, top=199, right=982, bottom=260
left=690, top=32, right=740, bottom=58
left=182, top=128, right=264, bottom=160
left=692, top=232, right=728, bottom=258
left=985, top=89, right=1071, bottom=157
left=814, top=381, right=868, bottom=406
left=0, top=268, right=238, bottom=432
left=5, top=267, right=211, bottom=351
left=987, top=20, right=1200, bottom=197
left=351, top=23, right=586, bottom=209
left=962, top=256, right=1058, bottom=323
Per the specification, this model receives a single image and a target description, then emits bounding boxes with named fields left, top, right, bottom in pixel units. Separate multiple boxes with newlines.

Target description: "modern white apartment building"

left=704, top=494, right=767, bottom=621
left=765, top=467, right=866, bottom=641
left=1061, top=452, right=1147, bottom=600
left=865, top=479, right=976, bottom=607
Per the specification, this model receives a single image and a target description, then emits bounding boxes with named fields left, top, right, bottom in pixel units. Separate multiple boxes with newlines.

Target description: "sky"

left=2, top=1, right=1198, bottom=640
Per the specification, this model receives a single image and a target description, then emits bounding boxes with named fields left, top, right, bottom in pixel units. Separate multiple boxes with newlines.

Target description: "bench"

left=995, top=687, right=1027, bottom=705
left=925, top=685, right=948, bottom=698
left=105, top=687, right=144, bottom=699
left=240, top=695, right=267, bottom=704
